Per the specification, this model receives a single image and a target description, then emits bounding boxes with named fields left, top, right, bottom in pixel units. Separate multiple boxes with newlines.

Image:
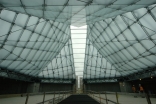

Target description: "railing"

left=85, top=90, right=156, bottom=104
left=36, top=91, right=73, bottom=104
left=1, top=90, right=156, bottom=104
left=86, top=90, right=118, bottom=104
left=0, top=90, right=74, bottom=104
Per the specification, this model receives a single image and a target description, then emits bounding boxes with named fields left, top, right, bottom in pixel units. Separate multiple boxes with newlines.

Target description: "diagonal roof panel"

left=0, top=9, right=75, bottom=83
left=0, top=0, right=156, bottom=26
left=84, top=39, right=121, bottom=81
left=85, top=4, right=156, bottom=83
left=0, top=1, right=156, bottom=83
left=38, top=38, right=75, bottom=80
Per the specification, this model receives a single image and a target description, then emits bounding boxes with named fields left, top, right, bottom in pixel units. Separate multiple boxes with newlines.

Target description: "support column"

left=27, top=83, right=40, bottom=93
left=83, top=84, right=86, bottom=93
left=72, top=84, right=76, bottom=93
left=119, top=81, right=132, bottom=93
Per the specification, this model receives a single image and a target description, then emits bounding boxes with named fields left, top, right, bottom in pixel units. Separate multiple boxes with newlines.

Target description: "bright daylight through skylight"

left=71, top=25, right=87, bottom=80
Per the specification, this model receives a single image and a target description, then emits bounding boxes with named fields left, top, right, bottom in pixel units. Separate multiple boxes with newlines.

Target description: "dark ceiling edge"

left=123, top=66, right=156, bottom=81
left=0, top=68, right=75, bottom=84
left=0, top=68, right=40, bottom=82
left=83, top=67, right=156, bottom=83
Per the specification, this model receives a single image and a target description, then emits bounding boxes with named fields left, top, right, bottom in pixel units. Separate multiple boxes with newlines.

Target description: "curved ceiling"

left=0, top=0, right=156, bottom=83
left=0, top=0, right=156, bottom=26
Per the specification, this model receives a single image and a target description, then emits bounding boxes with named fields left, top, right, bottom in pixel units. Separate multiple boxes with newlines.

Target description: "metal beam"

left=0, top=68, right=40, bottom=82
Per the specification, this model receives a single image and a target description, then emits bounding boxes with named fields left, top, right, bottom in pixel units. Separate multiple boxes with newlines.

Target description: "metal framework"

left=0, top=9, right=75, bottom=83
left=0, top=68, right=40, bottom=82
left=0, top=0, right=156, bottom=27
left=84, top=4, right=156, bottom=83
left=0, top=0, right=156, bottom=83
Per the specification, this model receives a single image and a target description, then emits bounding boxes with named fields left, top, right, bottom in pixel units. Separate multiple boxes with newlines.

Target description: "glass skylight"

left=71, top=25, right=87, bottom=78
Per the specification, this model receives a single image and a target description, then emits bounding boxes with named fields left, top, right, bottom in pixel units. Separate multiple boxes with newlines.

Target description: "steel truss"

left=0, top=68, right=40, bottom=82
left=0, top=68, right=75, bottom=83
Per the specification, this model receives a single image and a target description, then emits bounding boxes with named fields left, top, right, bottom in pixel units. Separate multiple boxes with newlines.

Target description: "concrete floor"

left=0, top=94, right=61, bottom=104
left=0, top=93, right=156, bottom=104
left=93, top=94, right=156, bottom=104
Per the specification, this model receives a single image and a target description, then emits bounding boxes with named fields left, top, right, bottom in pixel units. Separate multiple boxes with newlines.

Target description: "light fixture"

left=151, top=76, right=153, bottom=79
left=140, top=79, right=141, bottom=80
